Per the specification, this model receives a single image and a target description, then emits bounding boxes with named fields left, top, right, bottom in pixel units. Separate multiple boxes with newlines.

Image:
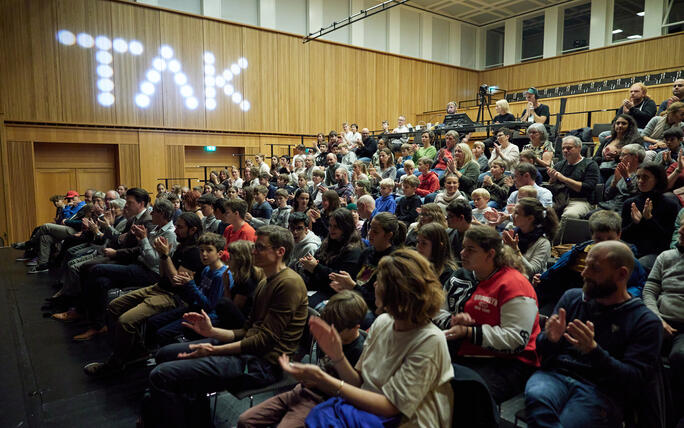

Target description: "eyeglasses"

left=254, top=242, right=273, bottom=252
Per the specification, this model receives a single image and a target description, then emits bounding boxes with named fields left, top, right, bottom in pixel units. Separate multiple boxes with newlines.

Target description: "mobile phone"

left=98, top=214, right=105, bottom=219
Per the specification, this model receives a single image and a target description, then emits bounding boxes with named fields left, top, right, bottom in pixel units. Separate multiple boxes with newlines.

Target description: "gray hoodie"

left=289, top=230, right=322, bottom=268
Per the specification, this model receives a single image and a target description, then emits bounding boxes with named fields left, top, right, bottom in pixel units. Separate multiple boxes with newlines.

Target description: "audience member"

left=284, top=249, right=453, bottom=427
left=292, top=188, right=312, bottom=213
left=252, top=188, right=291, bottom=229
left=488, top=127, right=520, bottom=171
left=472, top=141, right=489, bottom=173
left=439, top=225, right=540, bottom=404
left=547, top=135, right=600, bottom=220
left=356, top=194, right=375, bottom=240
left=333, top=167, right=354, bottom=204
left=372, top=178, right=396, bottom=216
left=445, top=199, right=472, bottom=263
left=406, top=202, right=447, bottom=247
left=431, top=130, right=458, bottom=179
left=389, top=115, right=410, bottom=151
left=444, top=143, right=480, bottom=196
left=416, top=222, right=457, bottom=284
left=143, top=226, right=308, bottom=427
left=508, top=162, right=553, bottom=207
left=198, top=194, right=220, bottom=233
left=599, top=143, right=643, bottom=213
left=642, top=223, right=684, bottom=419
left=370, top=148, right=397, bottom=185
left=536, top=210, right=647, bottom=315
left=656, top=127, right=684, bottom=168
left=621, top=162, right=680, bottom=270
left=642, top=101, right=684, bottom=152
left=395, top=175, right=421, bottom=225
left=471, top=188, right=496, bottom=223
left=416, top=157, right=440, bottom=197
left=520, top=87, right=550, bottom=124
left=75, top=197, right=176, bottom=341
left=523, top=123, right=555, bottom=169
left=309, top=190, right=340, bottom=238
left=300, top=208, right=362, bottom=309
left=481, top=159, right=510, bottom=208
left=434, top=174, right=466, bottom=210
left=503, top=198, right=558, bottom=279
left=215, top=198, right=256, bottom=262
left=614, top=82, right=657, bottom=129
left=415, top=130, right=437, bottom=161
left=287, top=212, right=321, bottom=270
left=324, top=153, right=342, bottom=187
left=237, top=290, right=368, bottom=428
left=524, top=241, right=662, bottom=428
left=355, top=128, right=377, bottom=163
left=493, top=99, right=516, bottom=123
left=658, top=78, right=684, bottom=113
left=593, top=114, right=644, bottom=181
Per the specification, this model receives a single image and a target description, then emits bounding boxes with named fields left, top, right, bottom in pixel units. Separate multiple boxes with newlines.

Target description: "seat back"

left=557, top=218, right=592, bottom=245
left=293, top=307, right=319, bottom=362
left=591, top=123, right=612, bottom=137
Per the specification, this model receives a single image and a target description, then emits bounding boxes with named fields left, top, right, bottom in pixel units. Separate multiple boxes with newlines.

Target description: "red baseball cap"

left=65, top=190, right=79, bottom=198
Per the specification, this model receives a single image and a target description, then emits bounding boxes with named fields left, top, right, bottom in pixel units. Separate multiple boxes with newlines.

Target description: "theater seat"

left=556, top=218, right=592, bottom=245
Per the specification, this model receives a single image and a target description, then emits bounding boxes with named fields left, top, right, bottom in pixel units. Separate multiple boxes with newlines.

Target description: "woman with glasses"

left=488, top=127, right=519, bottom=171
left=523, top=123, right=554, bottom=169
left=621, top=162, right=680, bottom=270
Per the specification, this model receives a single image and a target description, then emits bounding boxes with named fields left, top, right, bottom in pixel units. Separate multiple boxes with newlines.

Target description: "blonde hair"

left=472, top=141, right=485, bottom=150
left=455, top=143, right=473, bottom=166
left=379, top=178, right=395, bottom=189
left=518, top=185, right=538, bottom=198
left=403, top=159, right=415, bottom=169
left=495, top=99, right=511, bottom=114
left=403, top=175, right=420, bottom=188
left=417, top=203, right=448, bottom=230
left=376, top=249, right=444, bottom=324
left=471, top=188, right=491, bottom=200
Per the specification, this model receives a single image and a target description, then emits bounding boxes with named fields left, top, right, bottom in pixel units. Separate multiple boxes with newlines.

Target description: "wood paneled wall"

left=0, top=0, right=478, bottom=133
left=6, top=140, right=36, bottom=241
left=479, top=34, right=684, bottom=93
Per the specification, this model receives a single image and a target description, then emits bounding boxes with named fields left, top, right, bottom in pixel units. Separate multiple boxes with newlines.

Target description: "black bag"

left=547, top=182, right=570, bottom=218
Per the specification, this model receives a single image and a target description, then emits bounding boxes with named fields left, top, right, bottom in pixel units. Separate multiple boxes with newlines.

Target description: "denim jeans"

left=524, top=370, right=622, bottom=428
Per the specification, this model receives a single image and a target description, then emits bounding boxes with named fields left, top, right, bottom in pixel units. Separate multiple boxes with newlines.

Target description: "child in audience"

left=351, top=160, right=369, bottom=182
left=282, top=249, right=454, bottom=427
left=396, top=175, right=422, bottom=225
left=297, top=173, right=310, bottom=193
left=371, top=178, right=396, bottom=216
left=396, top=160, right=416, bottom=195
left=276, top=173, right=296, bottom=194
left=246, top=185, right=272, bottom=225
left=472, top=141, right=489, bottom=172
left=226, top=186, right=238, bottom=200
left=310, top=170, right=326, bottom=208
left=237, top=291, right=368, bottom=428
left=198, top=194, right=220, bottom=233
left=252, top=189, right=292, bottom=229
left=481, top=159, right=510, bottom=208
left=416, top=222, right=457, bottom=284
left=435, top=174, right=466, bottom=210
left=471, top=188, right=496, bottom=224
left=352, top=179, right=367, bottom=197
left=339, top=143, right=356, bottom=170
left=416, top=157, right=440, bottom=198
left=212, top=184, right=225, bottom=199
left=396, top=143, right=414, bottom=178
left=258, top=173, right=277, bottom=202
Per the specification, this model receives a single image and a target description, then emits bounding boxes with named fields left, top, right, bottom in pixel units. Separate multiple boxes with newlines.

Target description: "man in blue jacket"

left=535, top=210, right=647, bottom=315
left=525, top=241, right=663, bottom=428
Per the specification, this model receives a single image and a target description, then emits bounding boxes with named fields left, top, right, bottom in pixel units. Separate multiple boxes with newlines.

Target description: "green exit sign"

left=205, top=146, right=217, bottom=152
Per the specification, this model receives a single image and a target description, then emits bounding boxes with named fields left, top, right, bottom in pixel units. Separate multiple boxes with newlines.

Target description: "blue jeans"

left=524, top=370, right=622, bottom=428
left=432, top=168, right=446, bottom=179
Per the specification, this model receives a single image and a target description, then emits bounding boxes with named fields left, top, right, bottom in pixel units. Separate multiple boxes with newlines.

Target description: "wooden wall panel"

left=0, top=117, right=9, bottom=244
left=138, top=132, right=166, bottom=192
left=7, top=141, right=36, bottom=241
left=0, top=0, right=62, bottom=121
left=56, top=0, right=115, bottom=124
left=110, top=2, right=163, bottom=126
left=203, top=19, right=245, bottom=131
left=184, top=145, right=243, bottom=185
left=118, top=144, right=140, bottom=187
left=165, top=144, right=185, bottom=179
left=160, top=11, right=206, bottom=129
left=35, top=169, right=76, bottom=225
left=480, top=34, right=684, bottom=93
left=34, top=142, right=117, bottom=168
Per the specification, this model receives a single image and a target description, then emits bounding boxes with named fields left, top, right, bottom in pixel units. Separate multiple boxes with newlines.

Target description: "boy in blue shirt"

left=372, top=178, right=396, bottom=216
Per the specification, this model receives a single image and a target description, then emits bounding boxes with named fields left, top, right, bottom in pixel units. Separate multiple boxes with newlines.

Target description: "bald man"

left=525, top=241, right=662, bottom=428
left=658, top=78, right=684, bottom=114
left=355, top=127, right=377, bottom=163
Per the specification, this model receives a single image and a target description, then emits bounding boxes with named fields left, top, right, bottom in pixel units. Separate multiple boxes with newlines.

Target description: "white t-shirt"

left=355, top=314, right=454, bottom=428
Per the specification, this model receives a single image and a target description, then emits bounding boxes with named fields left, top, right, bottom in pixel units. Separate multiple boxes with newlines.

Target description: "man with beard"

left=524, top=241, right=662, bottom=428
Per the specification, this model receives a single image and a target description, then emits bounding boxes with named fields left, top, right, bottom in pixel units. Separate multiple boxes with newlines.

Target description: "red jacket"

left=416, top=171, right=440, bottom=197
left=221, top=222, right=256, bottom=261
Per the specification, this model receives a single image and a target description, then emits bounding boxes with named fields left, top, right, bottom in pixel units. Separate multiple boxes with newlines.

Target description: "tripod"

left=476, top=91, right=493, bottom=124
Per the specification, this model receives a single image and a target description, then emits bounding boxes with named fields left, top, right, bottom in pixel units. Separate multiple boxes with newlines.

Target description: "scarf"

left=516, top=225, right=545, bottom=254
